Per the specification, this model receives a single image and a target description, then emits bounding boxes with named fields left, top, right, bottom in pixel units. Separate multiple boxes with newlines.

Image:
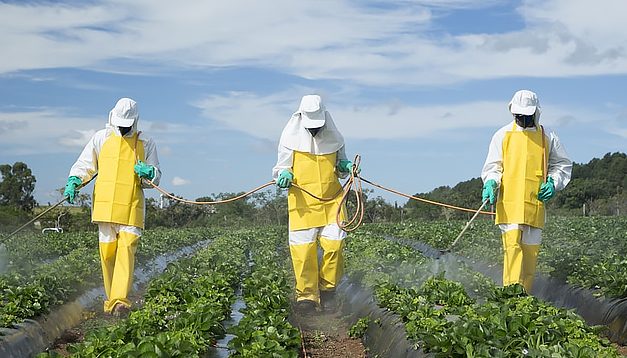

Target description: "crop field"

left=365, top=216, right=627, bottom=300
left=0, top=219, right=625, bottom=357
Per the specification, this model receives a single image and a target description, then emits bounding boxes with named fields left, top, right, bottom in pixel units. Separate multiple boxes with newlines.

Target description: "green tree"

left=210, top=192, right=256, bottom=223
left=404, top=185, right=453, bottom=220
left=250, top=188, right=287, bottom=226
left=0, top=162, right=37, bottom=211
left=405, top=152, right=626, bottom=218
left=145, top=194, right=207, bottom=228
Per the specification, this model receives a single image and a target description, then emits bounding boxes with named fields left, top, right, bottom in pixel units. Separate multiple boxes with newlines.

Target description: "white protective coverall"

left=273, top=95, right=350, bottom=305
left=68, top=98, right=161, bottom=313
left=481, top=90, right=571, bottom=293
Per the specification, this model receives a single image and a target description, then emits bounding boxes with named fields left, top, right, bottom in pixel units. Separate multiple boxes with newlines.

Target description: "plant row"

left=365, top=216, right=627, bottom=298
left=46, top=230, right=247, bottom=357
left=345, top=230, right=493, bottom=295
left=228, top=228, right=301, bottom=357
left=35, top=227, right=302, bottom=357
left=2, top=228, right=214, bottom=275
left=0, top=228, right=212, bottom=329
left=344, top=230, right=621, bottom=357
left=0, top=248, right=99, bottom=327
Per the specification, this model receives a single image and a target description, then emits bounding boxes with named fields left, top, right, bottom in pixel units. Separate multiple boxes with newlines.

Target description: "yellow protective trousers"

left=502, top=229, right=540, bottom=293
left=98, top=223, right=140, bottom=313
left=319, top=236, right=344, bottom=291
left=289, top=225, right=346, bottom=303
left=92, top=132, right=146, bottom=228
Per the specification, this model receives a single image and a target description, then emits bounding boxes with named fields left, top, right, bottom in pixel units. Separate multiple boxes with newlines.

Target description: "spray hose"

left=6, top=154, right=493, bottom=238
left=144, top=154, right=493, bottom=232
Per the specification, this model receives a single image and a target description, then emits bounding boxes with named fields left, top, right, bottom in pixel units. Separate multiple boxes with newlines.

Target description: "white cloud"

left=192, top=90, right=606, bottom=140
left=0, top=108, right=191, bottom=156
left=59, top=129, right=97, bottom=147
left=611, top=128, right=627, bottom=139
left=193, top=91, right=294, bottom=141
left=0, top=110, right=102, bottom=155
left=172, top=176, right=190, bottom=186
left=0, top=88, right=618, bottom=158
left=1, top=1, right=627, bottom=85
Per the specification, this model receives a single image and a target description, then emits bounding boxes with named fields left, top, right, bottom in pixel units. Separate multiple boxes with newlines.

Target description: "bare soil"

left=42, top=289, right=146, bottom=356
left=290, top=306, right=367, bottom=358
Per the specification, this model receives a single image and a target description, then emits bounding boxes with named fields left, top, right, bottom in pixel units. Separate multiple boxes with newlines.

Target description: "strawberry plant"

left=66, top=231, right=246, bottom=357
left=228, top=229, right=301, bottom=357
left=365, top=216, right=627, bottom=299
left=344, top=230, right=621, bottom=357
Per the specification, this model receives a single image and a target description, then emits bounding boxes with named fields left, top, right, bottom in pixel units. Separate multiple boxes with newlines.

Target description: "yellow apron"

left=496, top=124, right=547, bottom=228
left=92, top=133, right=145, bottom=228
left=287, top=151, right=345, bottom=231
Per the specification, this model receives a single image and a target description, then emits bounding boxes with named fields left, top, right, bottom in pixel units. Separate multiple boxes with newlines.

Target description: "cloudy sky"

left=1, top=0, right=625, bottom=207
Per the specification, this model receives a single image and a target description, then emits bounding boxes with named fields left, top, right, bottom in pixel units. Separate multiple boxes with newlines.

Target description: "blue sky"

left=0, top=0, right=625, bottom=207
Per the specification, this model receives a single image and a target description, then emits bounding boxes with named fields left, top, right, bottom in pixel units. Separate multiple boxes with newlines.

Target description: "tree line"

left=404, top=152, right=626, bottom=219
left=0, top=152, right=624, bottom=232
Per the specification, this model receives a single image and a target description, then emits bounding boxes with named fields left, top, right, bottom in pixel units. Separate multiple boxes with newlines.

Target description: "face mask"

left=308, top=127, right=321, bottom=137
left=514, top=114, right=535, bottom=128
left=119, top=126, right=132, bottom=136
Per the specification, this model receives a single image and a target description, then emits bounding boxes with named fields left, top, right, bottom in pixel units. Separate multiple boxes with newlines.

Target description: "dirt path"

left=45, top=289, right=369, bottom=358
left=43, top=288, right=146, bottom=356
left=290, top=305, right=367, bottom=358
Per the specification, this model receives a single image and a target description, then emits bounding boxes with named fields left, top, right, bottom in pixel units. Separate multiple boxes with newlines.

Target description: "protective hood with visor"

left=509, top=90, right=541, bottom=128
left=278, top=95, right=344, bottom=155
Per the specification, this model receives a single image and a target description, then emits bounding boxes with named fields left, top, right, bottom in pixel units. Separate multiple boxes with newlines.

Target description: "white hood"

left=278, top=96, right=344, bottom=154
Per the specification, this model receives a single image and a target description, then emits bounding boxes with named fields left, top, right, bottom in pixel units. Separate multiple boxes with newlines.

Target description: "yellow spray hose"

left=334, top=155, right=494, bottom=232
left=146, top=180, right=275, bottom=205
left=144, top=179, right=350, bottom=205
left=144, top=154, right=494, bottom=233
left=358, top=177, right=494, bottom=215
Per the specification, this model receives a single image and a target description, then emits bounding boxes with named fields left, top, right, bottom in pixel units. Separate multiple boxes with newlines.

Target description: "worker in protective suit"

left=273, top=94, right=356, bottom=312
left=481, top=90, right=571, bottom=294
left=64, top=98, right=161, bottom=316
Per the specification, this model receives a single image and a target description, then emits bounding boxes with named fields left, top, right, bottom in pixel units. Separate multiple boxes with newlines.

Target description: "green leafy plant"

left=348, top=316, right=371, bottom=339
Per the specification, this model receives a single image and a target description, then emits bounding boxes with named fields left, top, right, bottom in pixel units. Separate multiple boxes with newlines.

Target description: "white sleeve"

left=336, top=146, right=348, bottom=162
left=68, top=132, right=101, bottom=183
left=143, top=137, right=161, bottom=187
left=545, top=128, right=572, bottom=191
left=272, top=145, right=293, bottom=180
left=481, top=129, right=505, bottom=185
left=336, top=146, right=349, bottom=179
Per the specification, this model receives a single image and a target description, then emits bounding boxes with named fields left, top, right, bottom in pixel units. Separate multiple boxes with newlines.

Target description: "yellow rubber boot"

left=319, top=237, right=344, bottom=291
left=104, top=231, right=139, bottom=313
left=289, top=242, right=320, bottom=303
left=521, top=244, right=540, bottom=293
left=502, top=229, right=523, bottom=287
left=99, top=241, right=118, bottom=299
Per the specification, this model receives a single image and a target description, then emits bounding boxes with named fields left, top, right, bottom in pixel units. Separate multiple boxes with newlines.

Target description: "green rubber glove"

left=538, top=176, right=555, bottom=202
left=64, top=176, right=82, bottom=204
left=276, top=169, right=293, bottom=189
left=482, top=179, right=497, bottom=204
left=134, top=160, right=155, bottom=180
left=337, top=159, right=360, bottom=174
